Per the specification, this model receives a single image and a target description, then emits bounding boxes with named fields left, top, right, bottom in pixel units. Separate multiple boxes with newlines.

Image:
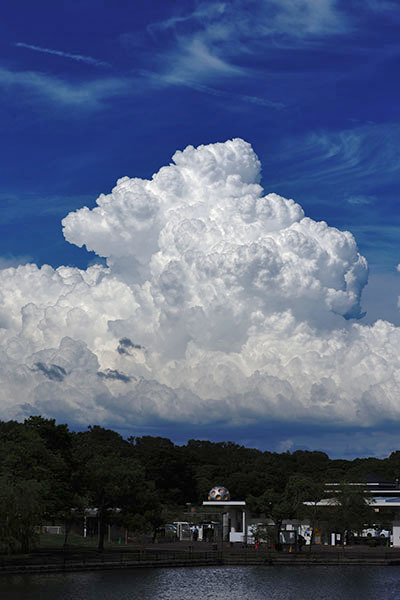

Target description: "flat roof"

left=305, top=498, right=400, bottom=507
left=324, top=489, right=400, bottom=497
left=202, top=501, right=246, bottom=506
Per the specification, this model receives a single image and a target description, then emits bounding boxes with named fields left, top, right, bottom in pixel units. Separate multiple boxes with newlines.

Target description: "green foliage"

left=249, top=523, right=275, bottom=544
left=129, top=436, right=195, bottom=504
left=1, top=416, right=400, bottom=555
left=247, top=475, right=320, bottom=546
left=73, top=426, right=148, bottom=550
left=326, top=483, right=375, bottom=541
left=0, top=477, right=46, bottom=553
left=0, top=418, right=73, bottom=553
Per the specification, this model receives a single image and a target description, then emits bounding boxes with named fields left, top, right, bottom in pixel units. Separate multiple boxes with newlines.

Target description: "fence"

left=3, top=545, right=400, bottom=574
left=0, top=548, right=223, bottom=574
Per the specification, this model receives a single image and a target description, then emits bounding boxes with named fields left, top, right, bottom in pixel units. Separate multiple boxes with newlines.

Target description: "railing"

left=0, top=548, right=223, bottom=574
left=2, top=545, right=400, bottom=574
left=221, top=545, right=400, bottom=564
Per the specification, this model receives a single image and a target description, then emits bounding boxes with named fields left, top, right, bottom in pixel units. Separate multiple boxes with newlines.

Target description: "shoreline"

left=2, top=546, right=400, bottom=575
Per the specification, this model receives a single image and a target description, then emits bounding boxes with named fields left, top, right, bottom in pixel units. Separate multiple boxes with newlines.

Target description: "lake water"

left=1, top=565, right=400, bottom=600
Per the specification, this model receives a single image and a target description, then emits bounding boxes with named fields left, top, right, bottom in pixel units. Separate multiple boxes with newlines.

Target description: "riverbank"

left=2, top=542, right=400, bottom=574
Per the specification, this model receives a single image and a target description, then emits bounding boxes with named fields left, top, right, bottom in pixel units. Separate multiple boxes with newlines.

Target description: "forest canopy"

left=0, top=417, right=398, bottom=553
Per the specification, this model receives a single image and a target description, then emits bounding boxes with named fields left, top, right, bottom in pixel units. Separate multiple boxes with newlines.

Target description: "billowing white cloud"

left=1, top=138, right=400, bottom=431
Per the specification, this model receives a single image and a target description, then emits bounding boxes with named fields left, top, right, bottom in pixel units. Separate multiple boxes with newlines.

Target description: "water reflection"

left=1, top=566, right=400, bottom=600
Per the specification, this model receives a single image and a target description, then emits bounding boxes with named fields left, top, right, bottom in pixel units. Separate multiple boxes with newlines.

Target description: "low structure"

left=203, top=498, right=247, bottom=543
left=203, top=479, right=400, bottom=547
left=306, top=478, right=400, bottom=546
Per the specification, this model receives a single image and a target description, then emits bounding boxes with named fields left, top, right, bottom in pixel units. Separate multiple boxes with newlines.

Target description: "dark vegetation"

left=0, top=417, right=398, bottom=554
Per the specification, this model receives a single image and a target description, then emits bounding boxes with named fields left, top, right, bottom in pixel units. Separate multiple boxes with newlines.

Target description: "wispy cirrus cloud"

left=267, top=122, right=400, bottom=189
left=150, top=33, right=243, bottom=87
left=139, top=1, right=348, bottom=103
left=15, top=42, right=110, bottom=68
left=266, top=0, right=348, bottom=37
left=149, top=1, right=347, bottom=42
left=140, top=68, right=285, bottom=109
left=0, top=66, right=130, bottom=109
left=147, top=2, right=226, bottom=34
left=347, top=194, right=376, bottom=206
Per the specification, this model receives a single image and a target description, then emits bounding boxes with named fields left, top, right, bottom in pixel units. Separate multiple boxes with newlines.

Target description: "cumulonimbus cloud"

left=1, top=138, right=399, bottom=430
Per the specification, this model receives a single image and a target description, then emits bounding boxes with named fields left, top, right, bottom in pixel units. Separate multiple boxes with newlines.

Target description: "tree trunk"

left=98, top=512, right=106, bottom=552
left=275, top=519, right=283, bottom=551
left=63, top=518, right=72, bottom=548
left=20, top=528, right=31, bottom=554
left=309, top=504, right=317, bottom=553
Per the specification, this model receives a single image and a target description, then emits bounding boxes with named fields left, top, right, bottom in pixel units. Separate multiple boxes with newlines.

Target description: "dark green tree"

left=73, top=426, right=146, bottom=551
left=247, top=475, right=314, bottom=549
left=130, top=436, right=195, bottom=505
left=0, top=476, right=47, bottom=554
left=0, top=419, right=62, bottom=553
left=23, top=416, right=80, bottom=546
left=327, top=483, right=375, bottom=545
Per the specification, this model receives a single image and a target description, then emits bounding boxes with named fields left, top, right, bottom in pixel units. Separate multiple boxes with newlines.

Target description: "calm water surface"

left=1, top=566, right=400, bottom=600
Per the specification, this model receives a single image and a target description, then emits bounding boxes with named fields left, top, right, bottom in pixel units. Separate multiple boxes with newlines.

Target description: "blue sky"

left=2, top=1, right=400, bottom=316
left=2, top=1, right=400, bottom=457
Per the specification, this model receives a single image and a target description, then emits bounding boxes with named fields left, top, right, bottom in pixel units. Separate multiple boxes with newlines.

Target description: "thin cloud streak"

left=147, top=3, right=227, bottom=34
left=149, top=0, right=348, bottom=40
left=139, top=68, right=285, bottom=110
left=15, top=42, right=110, bottom=68
left=267, top=122, right=400, bottom=190
left=140, top=0, right=349, bottom=98
left=0, top=66, right=130, bottom=109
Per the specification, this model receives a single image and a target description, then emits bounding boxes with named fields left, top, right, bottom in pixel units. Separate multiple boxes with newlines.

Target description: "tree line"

left=1, top=416, right=399, bottom=553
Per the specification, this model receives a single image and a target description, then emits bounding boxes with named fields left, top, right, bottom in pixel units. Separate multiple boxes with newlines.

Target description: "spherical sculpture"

left=208, top=486, right=230, bottom=501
